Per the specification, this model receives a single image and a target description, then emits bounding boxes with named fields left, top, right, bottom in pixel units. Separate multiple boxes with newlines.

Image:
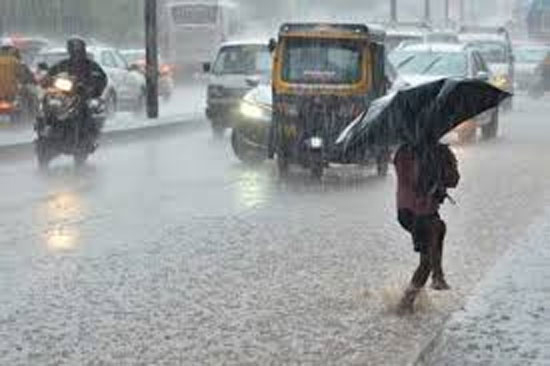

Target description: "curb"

left=0, top=115, right=203, bottom=162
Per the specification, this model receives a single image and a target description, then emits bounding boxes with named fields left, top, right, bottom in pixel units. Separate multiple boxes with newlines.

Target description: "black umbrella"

left=336, top=78, right=511, bottom=152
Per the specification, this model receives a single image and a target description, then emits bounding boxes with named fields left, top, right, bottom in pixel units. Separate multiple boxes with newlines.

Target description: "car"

left=34, top=45, right=146, bottom=116
left=389, top=42, right=499, bottom=141
left=458, top=26, right=515, bottom=110
left=513, top=42, right=550, bottom=90
left=394, top=30, right=460, bottom=50
left=203, top=39, right=272, bottom=137
left=382, top=22, right=432, bottom=51
left=424, top=30, right=460, bottom=44
left=119, top=49, right=175, bottom=101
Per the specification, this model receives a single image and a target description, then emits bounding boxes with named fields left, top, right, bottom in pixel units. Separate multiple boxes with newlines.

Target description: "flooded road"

left=1, top=95, right=550, bottom=365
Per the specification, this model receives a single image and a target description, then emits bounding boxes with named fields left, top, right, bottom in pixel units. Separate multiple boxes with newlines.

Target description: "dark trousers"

left=398, top=209, right=447, bottom=288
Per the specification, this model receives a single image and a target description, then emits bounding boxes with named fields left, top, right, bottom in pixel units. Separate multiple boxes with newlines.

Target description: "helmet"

left=67, top=37, right=87, bottom=60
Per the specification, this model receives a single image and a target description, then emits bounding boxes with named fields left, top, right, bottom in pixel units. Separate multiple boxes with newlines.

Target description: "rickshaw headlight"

left=309, top=136, right=324, bottom=149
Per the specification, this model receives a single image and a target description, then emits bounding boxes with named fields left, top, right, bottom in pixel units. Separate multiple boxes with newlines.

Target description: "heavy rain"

left=0, top=0, right=549, bottom=365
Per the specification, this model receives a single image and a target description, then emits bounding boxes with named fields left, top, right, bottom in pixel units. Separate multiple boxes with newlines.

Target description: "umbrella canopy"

left=336, top=78, right=511, bottom=152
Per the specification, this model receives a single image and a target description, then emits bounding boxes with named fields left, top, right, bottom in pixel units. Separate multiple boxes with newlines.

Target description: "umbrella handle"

left=446, top=193, right=457, bottom=206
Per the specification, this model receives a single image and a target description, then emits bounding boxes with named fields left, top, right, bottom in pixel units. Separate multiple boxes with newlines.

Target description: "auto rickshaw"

left=268, top=23, right=391, bottom=179
left=0, top=49, right=33, bottom=124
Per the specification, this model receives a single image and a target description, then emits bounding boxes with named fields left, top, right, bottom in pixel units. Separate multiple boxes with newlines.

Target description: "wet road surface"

left=1, top=95, right=550, bottom=365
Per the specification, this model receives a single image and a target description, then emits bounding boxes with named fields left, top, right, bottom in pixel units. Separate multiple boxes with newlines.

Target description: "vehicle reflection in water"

left=41, top=191, right=85, bottom=252
left=46, top=225, right=80, bottom=252
left=235, top=169, right=269, bottom=210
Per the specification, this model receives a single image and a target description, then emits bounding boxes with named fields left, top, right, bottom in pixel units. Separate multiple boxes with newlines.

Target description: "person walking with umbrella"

left=395, top=141, right=460, bottom=313
left=336, top=77, right=511, bottom=313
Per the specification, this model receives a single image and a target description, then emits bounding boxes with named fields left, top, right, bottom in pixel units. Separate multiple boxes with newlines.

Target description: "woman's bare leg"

left=431, top=219, right=451, bottom=290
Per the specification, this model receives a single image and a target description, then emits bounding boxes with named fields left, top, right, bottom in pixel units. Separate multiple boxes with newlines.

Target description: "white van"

left=203, top=40, right=271, bottom=137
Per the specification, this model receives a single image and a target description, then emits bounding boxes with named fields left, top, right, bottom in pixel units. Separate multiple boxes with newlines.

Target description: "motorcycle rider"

left=45, top=37, right=108, bottom=138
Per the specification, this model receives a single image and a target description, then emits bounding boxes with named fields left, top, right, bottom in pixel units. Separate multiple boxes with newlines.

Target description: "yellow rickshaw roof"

left=278, top=23, right=385, bottom=43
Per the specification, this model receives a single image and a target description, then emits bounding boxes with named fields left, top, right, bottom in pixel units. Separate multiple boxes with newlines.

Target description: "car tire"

left=133, top=90, right=146, bottom=117
left=211, top=119, right=226, bottom=139
left=231, top=128, right=266, bottom=165
left=482, top=109, right=499, bottom=140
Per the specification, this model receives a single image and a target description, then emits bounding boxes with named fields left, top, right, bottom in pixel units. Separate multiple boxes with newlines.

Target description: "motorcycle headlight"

left=53, top=78, right=74, bottom=93
left=240, top=100, right=270, bottom=121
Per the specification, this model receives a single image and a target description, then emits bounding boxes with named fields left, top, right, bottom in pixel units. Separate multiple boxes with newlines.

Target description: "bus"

left=158, top=0, right=241, bottom=78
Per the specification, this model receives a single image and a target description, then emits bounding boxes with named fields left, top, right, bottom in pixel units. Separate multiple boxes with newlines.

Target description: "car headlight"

left=240, top=100, right=270, bottom=121
left=492, top=74, right=509, bottom=88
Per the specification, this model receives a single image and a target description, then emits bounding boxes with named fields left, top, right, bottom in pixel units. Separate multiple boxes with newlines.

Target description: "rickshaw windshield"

left=281, top=38, right=363, bottom=84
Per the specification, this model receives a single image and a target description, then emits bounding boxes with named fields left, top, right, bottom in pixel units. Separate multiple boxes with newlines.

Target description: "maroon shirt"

left=394, top=145, right=439, bottom=215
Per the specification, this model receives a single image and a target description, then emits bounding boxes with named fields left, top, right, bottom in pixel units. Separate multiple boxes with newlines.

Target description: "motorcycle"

left=34, top=72, right=106, bottom=168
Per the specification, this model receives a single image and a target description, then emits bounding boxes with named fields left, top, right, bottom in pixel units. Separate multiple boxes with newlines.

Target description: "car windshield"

left=426, top=34, right=459, bottom=43
left=282, top=38, right=362, bottom=84
left=390, top=50, right=468, bottom=77
left=469, top=41, right=508, bottom=63
left=386, top=34, right=423, bottom=51
left=515, top=47, right=549, bottom=63
left=212, top=45, right=271, bottom=75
